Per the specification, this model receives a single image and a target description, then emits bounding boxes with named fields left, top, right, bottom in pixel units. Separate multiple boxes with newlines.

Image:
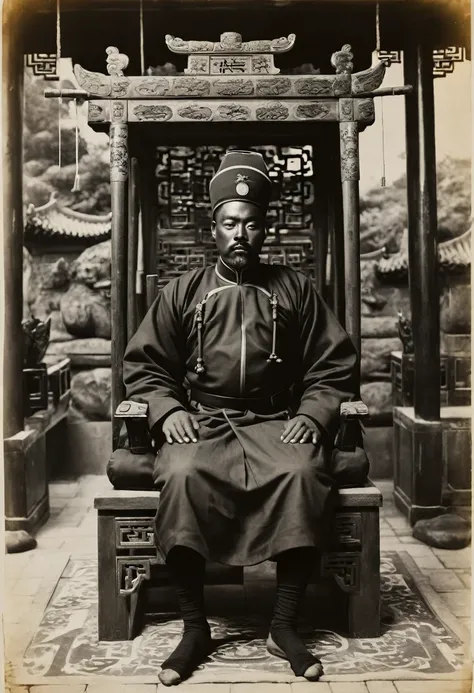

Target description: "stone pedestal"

left=393, top=405, right=471, bottom=525
left=4, top=428, right=49, bottom=534
left=4, top=385, right=71, bottom=536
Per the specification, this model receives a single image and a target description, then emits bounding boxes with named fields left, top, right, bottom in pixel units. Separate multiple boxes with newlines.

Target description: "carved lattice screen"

left=155, top=144, right=315, bottom=286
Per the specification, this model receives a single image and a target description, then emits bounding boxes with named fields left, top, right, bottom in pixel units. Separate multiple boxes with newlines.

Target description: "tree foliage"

left=23, top=70, right=111, bottom=214
left=360, top=156, right=471, bottom=253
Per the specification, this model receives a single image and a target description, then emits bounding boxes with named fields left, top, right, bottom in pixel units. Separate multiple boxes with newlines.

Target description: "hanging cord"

left=380, top=99, right=386, bottom=187
left=375, top=1, right=386, bottom=187
left=71, top=99, right=81, bottom=191
left=139, top=0, right=145, bottom=76
left=56, top=0, right=62, bottom=168
left=136, top=208, right=144, bottom=295
left=267, top=293, right=283, bottom=363
left=58, top=98, right=62, bottom=169
left=194, top=303, right=206, bottom=375
left=375, top=2, right=381, bottom=53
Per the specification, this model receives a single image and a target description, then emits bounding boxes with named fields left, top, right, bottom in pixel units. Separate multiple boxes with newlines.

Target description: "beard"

left=224, top=245, right=260, bottom=270
left=226, top=252, right=249, bottom=270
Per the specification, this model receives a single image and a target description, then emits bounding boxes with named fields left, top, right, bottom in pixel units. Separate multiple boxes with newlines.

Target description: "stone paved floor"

left=4, top=477, right=472, bottom=693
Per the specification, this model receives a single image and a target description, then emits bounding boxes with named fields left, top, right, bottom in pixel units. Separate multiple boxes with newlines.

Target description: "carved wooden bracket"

left=321, top=552, right=361, bottom=593
left=115, top=517, right=155, bottom=549
left=116, top=557, right=153, bottom=595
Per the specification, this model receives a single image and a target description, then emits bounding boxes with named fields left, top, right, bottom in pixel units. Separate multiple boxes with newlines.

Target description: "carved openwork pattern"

left=25, top=54, right=58, bottom=79
left=322, top=552, right=361, bottom=593
left=116, top=558, right=151, bottom=593
left=377, top=50, right=402, bottom=67
left=155, top=145, right=315, bottom=284
left=333, top=512, right=362, bottom=547
left=155, top=239, right=315, bottom=289
left=115, top=518, right=155, bottom=549
left=433, top=47, right=466, bottom=78
left=156, top=144, right=313, bottom=231
left=376, top=47, right=466, bottom=77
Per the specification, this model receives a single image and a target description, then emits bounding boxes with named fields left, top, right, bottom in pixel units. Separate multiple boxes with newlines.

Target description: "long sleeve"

left=295, top=276, right=358, bottom=442
left=123, top=280, right=187, bottom=433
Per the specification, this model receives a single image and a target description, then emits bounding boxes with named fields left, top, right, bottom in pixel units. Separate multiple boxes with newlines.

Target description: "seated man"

left=123, top=150, right=359, bottom=685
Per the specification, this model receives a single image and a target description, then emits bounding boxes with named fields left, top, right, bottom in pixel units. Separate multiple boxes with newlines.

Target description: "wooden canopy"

left=43, top=33, right=415, bottom=446
left=20, top=0, right=470, bottom=79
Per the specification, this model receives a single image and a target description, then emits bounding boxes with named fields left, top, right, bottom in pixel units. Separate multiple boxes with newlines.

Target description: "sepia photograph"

left=1, top=0, right=472, bottom=692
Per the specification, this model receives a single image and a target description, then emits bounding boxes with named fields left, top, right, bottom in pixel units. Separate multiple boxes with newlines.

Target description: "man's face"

left=211, top=200, right=266, bottom=270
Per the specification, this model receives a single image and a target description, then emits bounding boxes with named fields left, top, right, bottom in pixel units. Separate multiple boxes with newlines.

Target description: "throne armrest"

left=115, top=400, right=153, bottom=454
left=335, top=400, right=370, bottom=452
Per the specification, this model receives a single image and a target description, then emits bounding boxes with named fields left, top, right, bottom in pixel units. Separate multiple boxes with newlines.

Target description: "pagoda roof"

left=376, top=227, right=471, bottom=281
left=25, top=193, right=111, bottom=242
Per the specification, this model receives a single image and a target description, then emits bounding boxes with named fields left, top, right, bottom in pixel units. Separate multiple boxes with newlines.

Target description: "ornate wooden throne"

left=46, top=32, right=412, bottom=643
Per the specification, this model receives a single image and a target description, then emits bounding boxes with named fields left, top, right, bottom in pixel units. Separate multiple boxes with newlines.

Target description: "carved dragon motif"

left=74, top=64, right=112, bottom=97
left=106, top=46, right=129, bottom=76
left=351, top=60, right=386, bottom=94
left=331, top=44, right=354, bottom=74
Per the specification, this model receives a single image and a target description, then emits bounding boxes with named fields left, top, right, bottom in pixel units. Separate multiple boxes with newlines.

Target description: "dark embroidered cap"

left=209, top=150, right=272, bottom=215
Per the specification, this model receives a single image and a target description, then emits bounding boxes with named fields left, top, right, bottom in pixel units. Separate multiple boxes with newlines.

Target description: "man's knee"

left=158, top=451, right=201, bottom=487
left=280, top=448, right=318, bottom=481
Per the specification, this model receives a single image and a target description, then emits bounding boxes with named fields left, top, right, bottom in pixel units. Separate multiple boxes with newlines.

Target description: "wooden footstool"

left=94, top=482, right=382, bottom=641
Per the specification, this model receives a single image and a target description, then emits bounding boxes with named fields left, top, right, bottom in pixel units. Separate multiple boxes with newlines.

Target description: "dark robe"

left=123, top=257, right=358, bottom=566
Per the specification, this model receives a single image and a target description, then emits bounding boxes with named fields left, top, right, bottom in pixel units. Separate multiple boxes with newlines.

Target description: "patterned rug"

left=22, top=552, right=466, bottom=681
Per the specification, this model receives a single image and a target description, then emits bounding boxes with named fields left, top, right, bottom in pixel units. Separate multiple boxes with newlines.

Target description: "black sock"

left=270, top=547, right=322, bottom=677
left=161, top=547, right=212, bottom=679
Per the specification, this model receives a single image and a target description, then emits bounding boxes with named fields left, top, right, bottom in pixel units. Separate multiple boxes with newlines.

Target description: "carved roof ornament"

left=165, top=32, right=296, bottom=54
left=331, top=44, right=354, bottom=75
left=163, top=32, right=297, bottom=75
left=106, top=46, right=129, bottom=76
left=71, top=42, right=390, bottom=105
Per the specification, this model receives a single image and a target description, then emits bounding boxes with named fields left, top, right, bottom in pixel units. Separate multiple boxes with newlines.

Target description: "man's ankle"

left=183, top=620, right=211, bottom=634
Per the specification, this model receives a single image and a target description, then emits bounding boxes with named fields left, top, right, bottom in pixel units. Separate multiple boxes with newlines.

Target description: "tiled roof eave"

left=25, top=218, right=111, bottom=240
left=25, top=193, right=112, bottom=239
left=376, top=228, right=471, bottom=280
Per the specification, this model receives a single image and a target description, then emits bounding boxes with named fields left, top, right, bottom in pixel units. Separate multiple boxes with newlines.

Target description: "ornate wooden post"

left=127, top=157, right=140, bottom=341
left=312, top=140, right=329, bottom=298
left=392, top=40, right=444, bottom=524
left=392, top=37, right=445, bottom=527
left=404, top=43, right=440, bottom=422
left=110, top=118, right=129, bottom=448
left=339, top=117, right=361, bottom=360
left=140, top=147, right=158, bottom=280
left=328, top=133, right=346, bottom=324
left=3, top=0, right=25, bottom=438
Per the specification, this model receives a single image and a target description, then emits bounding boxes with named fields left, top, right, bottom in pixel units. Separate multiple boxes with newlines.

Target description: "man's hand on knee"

left=281, top=415, right=321, bottom=445
left=163, top=410, right=200, bottom=444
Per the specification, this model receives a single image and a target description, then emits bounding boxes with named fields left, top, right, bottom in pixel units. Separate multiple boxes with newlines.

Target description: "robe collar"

left=215, top=256, right=261, bottom=285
